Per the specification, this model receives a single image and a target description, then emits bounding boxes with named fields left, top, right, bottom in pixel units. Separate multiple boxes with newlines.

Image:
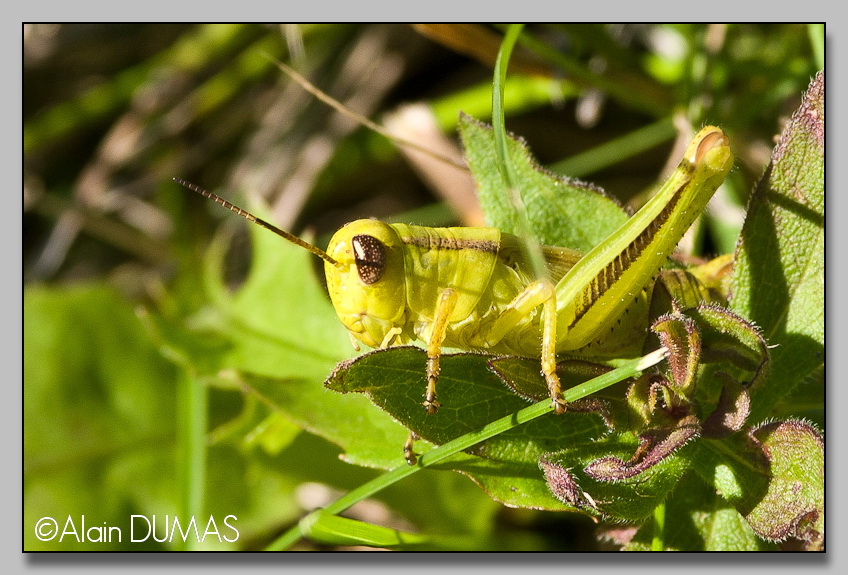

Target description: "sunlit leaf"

left=730, top=71, right=824, bottom=422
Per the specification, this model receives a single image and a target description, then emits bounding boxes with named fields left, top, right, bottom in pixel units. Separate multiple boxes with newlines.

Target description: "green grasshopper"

left=174, top=123, right=732, bottom=453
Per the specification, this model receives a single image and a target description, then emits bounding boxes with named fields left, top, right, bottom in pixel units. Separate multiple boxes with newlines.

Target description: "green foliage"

left=622, top=473, right=772, bottom=551
left=24, top=24, right=823, bottom=551
left=25, top=284, right=179, bottom=550
left=730, top=71, right=825, bottom=424
left=460, top=113, right=628, bottom=251
left=327, top=347, right=604, bottom=510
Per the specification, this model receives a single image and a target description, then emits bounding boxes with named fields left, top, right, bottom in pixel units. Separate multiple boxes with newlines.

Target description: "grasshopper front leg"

left=425, top=278, right=564, bottom=415
left=404, top=288, right=457, bottom=465
left=424, top=287, right=459, bottom=414
left=425, top=279, right=564, bottom=416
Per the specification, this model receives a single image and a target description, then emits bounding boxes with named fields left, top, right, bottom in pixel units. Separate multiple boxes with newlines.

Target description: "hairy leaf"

left=729, top=71, right=824, bottom=422
left=459, top=113, right=629, bottom=251
left=540, top=431, right=693, bottom=520
left=742, top=420, right=824, bottom=549
left=623, top=473, right=772, bottom=551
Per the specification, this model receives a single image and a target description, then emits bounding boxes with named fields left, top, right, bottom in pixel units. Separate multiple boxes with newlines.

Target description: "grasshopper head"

left=171, top=178, right=408, bottom=349
left=324, top=219, right=408, bottom=349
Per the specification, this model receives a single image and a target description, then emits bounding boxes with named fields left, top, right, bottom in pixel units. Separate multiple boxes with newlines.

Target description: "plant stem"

left=492, top=23, right=546, bottom=280
left=178, top=371, right=207, bottom=551
left=652, top=501, right=666, bottom=551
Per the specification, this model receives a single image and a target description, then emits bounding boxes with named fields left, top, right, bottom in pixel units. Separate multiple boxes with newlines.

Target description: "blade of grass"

left=548, top=117, right=676, bottom=178
left=266, top=347, right=668, bottom=550
left=299, top=511, right=430, bottom=548
left=491, top=23, right=524, bottom=190
left=492, top=23, right=545, bottom=280
left=177, top=370, right=208, bottom=551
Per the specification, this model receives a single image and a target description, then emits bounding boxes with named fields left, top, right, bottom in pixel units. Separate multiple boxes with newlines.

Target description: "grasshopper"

left=174, top=124, right=732, bottom=459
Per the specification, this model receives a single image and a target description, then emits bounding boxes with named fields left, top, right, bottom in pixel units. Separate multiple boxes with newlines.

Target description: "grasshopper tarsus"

left=423, top=398, right=441, bottom=415
left=403, top=432, right=420, bottom=466
left=423, top=373, right=439, bottom=414
left=423, top=377, right=441, bottom=414
left=423, top=367, right=442, bottom=414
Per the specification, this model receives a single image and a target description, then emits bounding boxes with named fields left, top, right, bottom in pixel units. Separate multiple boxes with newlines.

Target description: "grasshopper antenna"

left=173, top=177, right=340, bottom=267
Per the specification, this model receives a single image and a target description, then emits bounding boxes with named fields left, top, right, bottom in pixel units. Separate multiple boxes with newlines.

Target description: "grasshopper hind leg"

left=540, top=290, right=566, bottom=414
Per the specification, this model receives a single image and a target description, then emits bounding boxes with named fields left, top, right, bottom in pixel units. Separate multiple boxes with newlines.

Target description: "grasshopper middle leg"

left=485, top=278, right=565, bottom=413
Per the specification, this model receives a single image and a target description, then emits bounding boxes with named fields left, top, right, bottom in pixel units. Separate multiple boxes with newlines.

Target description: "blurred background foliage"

left=24, top=24, right=822, bottom=550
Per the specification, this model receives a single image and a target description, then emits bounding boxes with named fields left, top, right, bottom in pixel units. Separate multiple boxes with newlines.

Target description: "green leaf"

left=240, top=372, right=411, bottom=470
left=156, top=207, right=412, bottom=469
left=25, top=284, right=179, bottom=550
left=689, top=304, right=770, bottom=389
left=326, top=346, right=613, bottom=511
left=204, top=211, right=354, bottom=381
left=741, top=420, right=824, bottom=549
left=622, top=473, right=772, bottom=551
left=729, top=71, right=824, bottom=422
left=541, top=431, right=694, bottom=521
left=458, top=113, right=629, bottom=252
left=692, top=420, right=824, bottom=550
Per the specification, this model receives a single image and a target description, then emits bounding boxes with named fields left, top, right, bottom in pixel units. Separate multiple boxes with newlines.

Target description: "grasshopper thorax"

left=324, top=220, right=408, bottom=349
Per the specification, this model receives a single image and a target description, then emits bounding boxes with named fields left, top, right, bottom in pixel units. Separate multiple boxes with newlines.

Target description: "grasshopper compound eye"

left=352, top=235, right=387, bottom=285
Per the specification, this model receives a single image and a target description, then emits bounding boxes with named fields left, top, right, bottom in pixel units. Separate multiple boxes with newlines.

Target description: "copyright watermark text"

left=34, top=515, right=239, bottom=545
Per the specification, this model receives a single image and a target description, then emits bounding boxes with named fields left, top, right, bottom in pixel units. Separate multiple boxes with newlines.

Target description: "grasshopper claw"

left=403, top=432, right=420, bottom=465
left=552, top=397, right=568, bottom=414
left=423, top=398, right=441, bottom=415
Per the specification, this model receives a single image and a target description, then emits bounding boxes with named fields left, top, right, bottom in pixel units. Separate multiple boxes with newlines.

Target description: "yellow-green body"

left=176, top=126, right=733, bottom=431
left=324, top=127, right=733, bottom=364
left=319, top=126, right=732, bottom=421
